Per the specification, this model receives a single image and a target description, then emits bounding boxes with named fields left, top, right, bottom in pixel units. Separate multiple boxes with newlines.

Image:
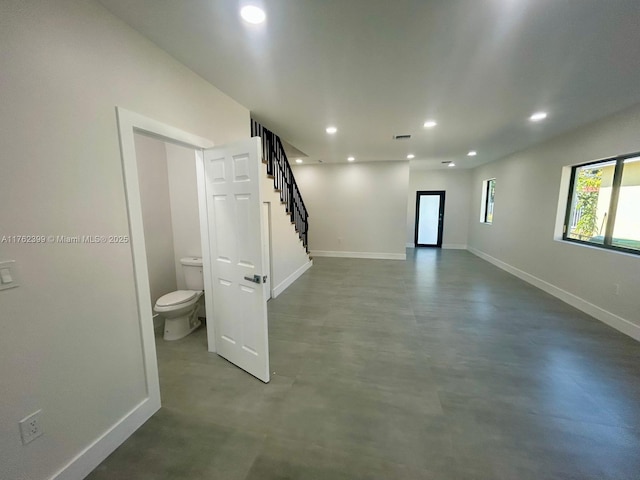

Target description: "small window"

left=564, top=153, right=640, bottom=254
left=480, top=179, right=496, bottom=224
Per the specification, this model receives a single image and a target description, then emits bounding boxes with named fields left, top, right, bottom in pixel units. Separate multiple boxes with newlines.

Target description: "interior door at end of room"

left=203, top=137, right=270, bottom=383
left=415, top=191, right=445, bottom=247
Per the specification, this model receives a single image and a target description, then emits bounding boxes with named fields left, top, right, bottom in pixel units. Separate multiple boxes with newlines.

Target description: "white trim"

left=195, top=148, right=218, bottom=353
left=442, top=244, right=468, bottom=250
left=51, top=397, right=159, bottom=480
left=468, top=247, right=640, bottom=342
left=272, top=259, right=313, bottom=298
left=552, top=237, right=640, bottom=259
left=554, top=166, right=573, bottom=240
left=310, top=250, right=407, bottom=260
left=405, top=243, right=415, bottom=248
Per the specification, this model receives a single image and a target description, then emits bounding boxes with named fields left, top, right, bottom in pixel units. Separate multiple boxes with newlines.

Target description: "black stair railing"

left=251, top=119, right=309, bottom=252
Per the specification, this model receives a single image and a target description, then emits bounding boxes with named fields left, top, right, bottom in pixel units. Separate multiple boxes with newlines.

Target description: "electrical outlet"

left=614, top=283, right=620, bottom=295
left=19, top=410, right=43, bottom=445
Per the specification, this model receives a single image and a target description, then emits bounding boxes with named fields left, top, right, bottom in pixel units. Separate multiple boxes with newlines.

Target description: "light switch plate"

left=0, top=260, right=18, bottom=291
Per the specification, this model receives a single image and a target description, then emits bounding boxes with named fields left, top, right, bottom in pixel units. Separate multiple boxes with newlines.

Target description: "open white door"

left=262, top=202, right=272, bottom=300
left=203, top=137, right=270, bottom=383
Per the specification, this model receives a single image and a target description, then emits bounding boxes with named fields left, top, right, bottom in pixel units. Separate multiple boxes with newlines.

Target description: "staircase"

left=251, top=119, right=309, bottom=252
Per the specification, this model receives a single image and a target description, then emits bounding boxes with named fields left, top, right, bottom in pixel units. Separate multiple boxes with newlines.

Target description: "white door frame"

left=115, top=107, right=217, bottom=409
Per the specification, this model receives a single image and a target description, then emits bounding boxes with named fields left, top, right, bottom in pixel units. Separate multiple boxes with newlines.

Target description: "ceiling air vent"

left=441, top=161, right=452, bottom=164
left=393, top=134, right=412, bottom=140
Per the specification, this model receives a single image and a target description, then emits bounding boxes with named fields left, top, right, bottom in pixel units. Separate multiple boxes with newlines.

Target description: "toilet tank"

left=180, top=257, right=204, bottom=291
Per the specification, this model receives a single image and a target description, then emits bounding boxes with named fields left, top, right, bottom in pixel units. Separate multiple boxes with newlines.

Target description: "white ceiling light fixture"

left=448, top=162, right=456, bottom=167
left=467, top=151, right=477, bottom=157
left=347, top=156, right=355, bottom=162
left=295, top=158, right=303, bottom=164
left=407, top=154, right=415, bottom=159
left=530, top=112, right=548, bottom=122
left=326, top=126, right=337, bottom=134
left=240, top=5, right=266, bottom=24
left=423, top=120, right=437, bottom=128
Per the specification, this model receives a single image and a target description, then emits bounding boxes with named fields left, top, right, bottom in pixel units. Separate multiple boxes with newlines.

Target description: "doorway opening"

left=133, top=132, right=205, bottom=341
left=117, top=108, right=272, bottom=392
left=116, top=107, right=215, bottom=413
left=414, top=190, right=445, bottom=247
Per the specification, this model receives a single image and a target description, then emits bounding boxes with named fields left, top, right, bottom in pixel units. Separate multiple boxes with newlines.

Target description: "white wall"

left=166, top=143, right=203, bottom=290
left=293, top=162, right=410, bottom=259
left=134, top=134, right=178, bottom=306
left=467, top=103, right=640, bottom=338
left=406, top=166, right=472, bottom=249
left=0, top=1, right=249, bottom=479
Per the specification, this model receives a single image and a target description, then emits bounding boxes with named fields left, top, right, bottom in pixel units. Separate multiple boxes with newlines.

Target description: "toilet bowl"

left=154, top=290, right=203, bottom=340
left=154, top=256, right=206, bottom=341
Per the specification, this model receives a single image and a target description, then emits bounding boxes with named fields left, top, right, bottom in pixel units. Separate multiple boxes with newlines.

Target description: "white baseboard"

left=272, top=259, right=313, bottom=298
left=443, top=244, right=468, bottom=250
left=52, top=396, right=159, bottom=480
left=310, top=250, right=406, bottom=261
left=468, top=247, right=640, bottom=342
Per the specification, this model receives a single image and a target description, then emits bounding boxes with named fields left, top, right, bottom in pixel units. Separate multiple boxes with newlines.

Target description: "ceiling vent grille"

left=393, top=134, right=412, bottom=140
left=441, top=161, right=452, bottom=164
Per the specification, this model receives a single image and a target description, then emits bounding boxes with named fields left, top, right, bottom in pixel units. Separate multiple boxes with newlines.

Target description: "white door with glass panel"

left=415, top=191, right=445, bottom=247
left=203, top=138, right=270, bottom=383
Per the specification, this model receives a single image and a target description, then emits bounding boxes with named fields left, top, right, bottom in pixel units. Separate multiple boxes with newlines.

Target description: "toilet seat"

left=156, top=290, right=199, bottom=307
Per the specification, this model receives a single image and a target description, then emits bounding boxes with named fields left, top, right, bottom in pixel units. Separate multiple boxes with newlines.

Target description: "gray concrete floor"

left=87, top=249, right=640, bottom=479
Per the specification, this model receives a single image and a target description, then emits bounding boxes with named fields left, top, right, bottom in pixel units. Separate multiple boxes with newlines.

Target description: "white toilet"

left=154, top=257, right=205, bottom=341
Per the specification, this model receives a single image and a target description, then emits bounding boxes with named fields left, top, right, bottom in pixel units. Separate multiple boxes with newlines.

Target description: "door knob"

left=244, top=275, right=263, bottom=284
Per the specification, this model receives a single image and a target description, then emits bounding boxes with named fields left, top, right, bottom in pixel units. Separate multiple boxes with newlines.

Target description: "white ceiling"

left=98, top=0, right=640, bottom=169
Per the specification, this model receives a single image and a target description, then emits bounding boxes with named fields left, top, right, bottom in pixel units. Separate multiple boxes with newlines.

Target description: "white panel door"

left=262, top=202, right=272, bottom=300
left=204, top=138, right=270, bottom=383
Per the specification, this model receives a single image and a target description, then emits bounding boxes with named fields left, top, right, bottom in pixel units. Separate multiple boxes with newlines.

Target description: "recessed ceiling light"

left=423, top=120, right=437, bottom=128
left=448, top=162, right=456, bottom=167
left=295, top=158, right=303, bottom=164
left=530, top=112, right=547, bottom=122
left=240, top=5, right=266, bottom=24
left=467, top=151, right=477, bottom=157
left=347, top=156, right=355, bottom=162
left=326, top=126, right=337, bottom=134
left=407, top=154, right=415, bottom=159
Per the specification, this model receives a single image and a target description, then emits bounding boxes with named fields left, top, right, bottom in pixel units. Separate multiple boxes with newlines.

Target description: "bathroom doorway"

left=117, top=108, right=272, bottom=399
left=133, top=132, right=205, bottom=337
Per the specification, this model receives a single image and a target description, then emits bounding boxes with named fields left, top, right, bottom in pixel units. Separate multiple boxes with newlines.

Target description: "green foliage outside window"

left=574, top=168, right=602, bottom=239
